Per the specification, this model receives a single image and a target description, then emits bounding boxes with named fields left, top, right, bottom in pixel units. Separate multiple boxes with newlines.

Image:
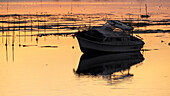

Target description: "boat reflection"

left=75, top=52, right=144, bottom=82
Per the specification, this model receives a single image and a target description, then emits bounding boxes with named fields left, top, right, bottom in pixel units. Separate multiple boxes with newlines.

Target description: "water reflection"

left=75, top=52, right=144, bottom=82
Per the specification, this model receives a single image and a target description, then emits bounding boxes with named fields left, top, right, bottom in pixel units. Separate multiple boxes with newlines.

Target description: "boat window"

left=104, top=27, right=113, bottom=31
left=91, top=30, right=104, bottom=38
left=105, top=37, right=113, bottom=42
left=115, top=38, right=121, bottom=41
left=113, top=28, right=123, bottom=32
left=80, top=30, right=105, bottom=42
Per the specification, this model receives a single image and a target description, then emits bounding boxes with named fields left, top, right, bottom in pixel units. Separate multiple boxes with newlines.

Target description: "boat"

left=76, top=20, right=145, bottom=53
left=141, top=4, right=150, bottom=18
left=75, top=52, right=144, bottom=76
left=141, top=14, right=150, bottom=18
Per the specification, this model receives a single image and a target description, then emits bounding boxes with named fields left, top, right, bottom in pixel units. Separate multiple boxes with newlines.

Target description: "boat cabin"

left=77, top=20, right=140, bottom=43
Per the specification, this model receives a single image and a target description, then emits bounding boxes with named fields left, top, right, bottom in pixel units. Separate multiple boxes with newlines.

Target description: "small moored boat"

left=76, top=20, right=145, bottom=53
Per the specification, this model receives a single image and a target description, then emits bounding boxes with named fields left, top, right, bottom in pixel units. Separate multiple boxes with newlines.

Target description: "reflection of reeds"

left=21, top=44, right=58, bottom=48
left=40, top=45, right=58, bottom=48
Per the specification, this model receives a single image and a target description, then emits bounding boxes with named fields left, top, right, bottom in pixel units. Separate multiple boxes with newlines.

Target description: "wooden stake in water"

left=36, top=36, right=38, bottom=44
left=31, top=16, right=33, bottom=41
left=19, top=15, right=21, bottom=43
left=12, top=44, right=14, bottom=62
left=5, top=0, right=9, bottom=46
left=12, top=30, right=15, bottom=62
left=6, top=42, right=8, bottom=62
left=12, top=16, right=15, bottom=46
left=40, top=0, right=42, bottom=12
left=6, top=0, right=10, bottom=45
left=5, top=16, right=9, bottom=46
left=24, top=15, right=27, bottom=42
left=145, top=4, right=148, bottom=16
left=44, top=14, right=46, bottom=41
left=1, top=17, right=4, bottom=43
left=57, top=16, right=59, bottom=40
left=71, top=1, right=72, bottom=14
left=12, top=16, right=15, bottom=61
left=5, top=1, right=8, bottom=60
left=37, top=14, right=39, bottom=34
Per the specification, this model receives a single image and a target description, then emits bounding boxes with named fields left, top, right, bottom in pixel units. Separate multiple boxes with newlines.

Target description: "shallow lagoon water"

left=0, top=33, right=170, bottom=96
left=0, top=1, right=170, bottom=96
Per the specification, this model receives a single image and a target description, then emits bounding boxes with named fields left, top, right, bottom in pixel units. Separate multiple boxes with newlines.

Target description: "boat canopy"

left=106, top=20, right=133, bottom=31
left=92, top=28, right=129, bottom=38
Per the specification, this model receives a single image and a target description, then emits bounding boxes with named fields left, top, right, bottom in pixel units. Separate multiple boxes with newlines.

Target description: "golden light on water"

left=0, top=1, right=170, bottom=96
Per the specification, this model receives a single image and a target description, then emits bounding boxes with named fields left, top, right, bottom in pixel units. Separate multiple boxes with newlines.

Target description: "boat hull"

left=76, top=36, right=144, bottom=53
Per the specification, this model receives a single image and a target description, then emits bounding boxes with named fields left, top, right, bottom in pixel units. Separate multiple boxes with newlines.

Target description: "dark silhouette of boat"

left=141, top=14, right=150, bottom=18
left=75, top=52, right=144, bottom=76
left=76, top=20, right=145, bottom=53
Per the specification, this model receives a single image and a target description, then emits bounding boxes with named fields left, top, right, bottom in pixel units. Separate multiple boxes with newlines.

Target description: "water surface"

left=0, top=1, right=170, bottom=96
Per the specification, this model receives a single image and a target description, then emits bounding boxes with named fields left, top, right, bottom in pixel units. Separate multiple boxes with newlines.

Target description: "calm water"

left=0, top=1, right=170, bottom=96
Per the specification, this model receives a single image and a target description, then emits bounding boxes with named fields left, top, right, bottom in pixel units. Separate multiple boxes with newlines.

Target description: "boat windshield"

left=102, top=22, right=132, bottom=35
left=113, top=28, right=123, bottom=32
left=112, top=28, right=131, bottom=35
left=90, top=30, right=104, bottom=38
